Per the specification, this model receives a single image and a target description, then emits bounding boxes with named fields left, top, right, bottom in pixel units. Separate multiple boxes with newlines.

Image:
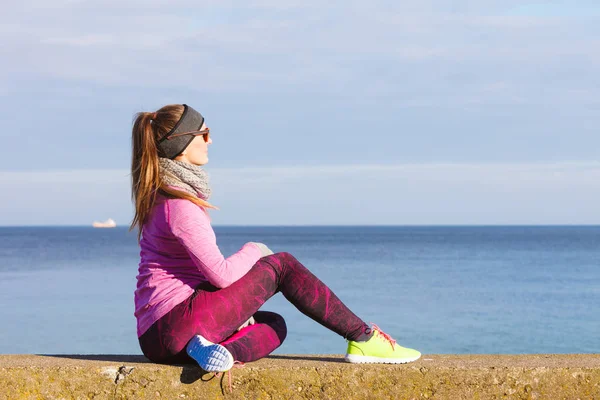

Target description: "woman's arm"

left=166, top=198, right=264, bottom=288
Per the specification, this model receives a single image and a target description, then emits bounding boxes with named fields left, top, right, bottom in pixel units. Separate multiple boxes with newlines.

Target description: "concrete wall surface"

left=1, top=354, right=599, bottom=399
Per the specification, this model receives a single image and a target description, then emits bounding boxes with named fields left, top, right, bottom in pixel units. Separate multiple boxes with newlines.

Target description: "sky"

left=1, top=0, right=599, bottom=226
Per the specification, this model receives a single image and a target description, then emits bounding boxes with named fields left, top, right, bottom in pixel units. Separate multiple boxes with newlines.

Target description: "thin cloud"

left=2, top=1, right=598, bottom=101
left=42, top=34, right=117, bottom=47
left=1, top=1, right=598, bottom=175
left=0, top=162, right=598, bottom=226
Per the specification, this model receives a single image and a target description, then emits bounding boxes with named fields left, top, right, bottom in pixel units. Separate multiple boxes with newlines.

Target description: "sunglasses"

left=166, top=128, right=210, bottom=143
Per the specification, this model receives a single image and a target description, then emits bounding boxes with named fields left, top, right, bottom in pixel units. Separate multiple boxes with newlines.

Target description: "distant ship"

left=92, top=218, right=117, bottom=228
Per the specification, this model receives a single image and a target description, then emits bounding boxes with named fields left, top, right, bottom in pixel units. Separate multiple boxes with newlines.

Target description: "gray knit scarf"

left=159, top=158, right=212, bottom=200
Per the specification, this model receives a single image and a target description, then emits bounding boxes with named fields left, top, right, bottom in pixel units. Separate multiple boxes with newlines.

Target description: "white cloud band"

left=1, top=162, right=598, bottom=225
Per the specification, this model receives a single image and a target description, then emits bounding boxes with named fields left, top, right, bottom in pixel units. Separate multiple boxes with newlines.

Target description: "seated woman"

left=131, top=104, right=420, bottom=372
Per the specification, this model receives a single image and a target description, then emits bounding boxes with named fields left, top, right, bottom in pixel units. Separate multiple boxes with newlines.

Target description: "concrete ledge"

left=1, top=354, right=600, bottom=399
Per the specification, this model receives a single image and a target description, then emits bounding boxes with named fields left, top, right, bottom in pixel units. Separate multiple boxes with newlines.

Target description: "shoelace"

left=214, top=360, right=245, bottom=393
left=371, top=323, right=396, bottom=350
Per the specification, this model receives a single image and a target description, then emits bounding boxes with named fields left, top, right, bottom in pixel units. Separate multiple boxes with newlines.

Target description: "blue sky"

left=1, top=1, right=598, bottom=225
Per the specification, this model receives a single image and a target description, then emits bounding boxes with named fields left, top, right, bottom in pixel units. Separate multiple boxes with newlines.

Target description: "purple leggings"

left=139, top=252, right=370, bottom=364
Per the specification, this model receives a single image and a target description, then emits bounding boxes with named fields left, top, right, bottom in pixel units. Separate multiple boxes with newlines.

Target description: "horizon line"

left=1, top=224, right=599, bottom=228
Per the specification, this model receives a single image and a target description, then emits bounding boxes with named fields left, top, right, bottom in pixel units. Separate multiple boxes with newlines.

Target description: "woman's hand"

left=237, top=316, right=256, bottom=331
left=250, top=242, right=274, bottom=257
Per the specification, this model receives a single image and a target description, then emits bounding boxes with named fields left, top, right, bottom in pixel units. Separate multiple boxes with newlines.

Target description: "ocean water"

left=0, top=226, right=598, bottom=356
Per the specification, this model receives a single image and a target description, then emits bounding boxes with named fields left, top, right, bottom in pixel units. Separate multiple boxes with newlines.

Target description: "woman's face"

left=175, top=123, right=212, bottom=166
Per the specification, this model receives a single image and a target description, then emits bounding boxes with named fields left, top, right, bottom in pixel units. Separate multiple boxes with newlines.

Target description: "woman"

left=131, top=104, right=420, bottom=372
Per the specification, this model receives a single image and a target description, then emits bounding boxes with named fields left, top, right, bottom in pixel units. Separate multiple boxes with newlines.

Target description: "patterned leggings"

left=139, top=252, right=371, bottom=364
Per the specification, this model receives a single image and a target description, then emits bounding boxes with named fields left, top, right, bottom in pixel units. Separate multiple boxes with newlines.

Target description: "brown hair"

left=130, top=104, right=216, bottom=239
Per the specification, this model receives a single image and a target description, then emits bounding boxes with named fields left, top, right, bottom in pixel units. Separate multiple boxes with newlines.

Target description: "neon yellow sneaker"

left=345, top=324, right=421, bottom=364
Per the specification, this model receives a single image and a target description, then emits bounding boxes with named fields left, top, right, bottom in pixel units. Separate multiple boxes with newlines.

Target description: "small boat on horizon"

left=92, top=218, right=117, bottom=228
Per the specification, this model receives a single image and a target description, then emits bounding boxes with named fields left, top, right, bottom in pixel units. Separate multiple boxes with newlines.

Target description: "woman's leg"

left=140, top=252, right=371, bottom=363
left=220, top=311, right=287, bottom=363
left=192, top=252, right=371, bottom=345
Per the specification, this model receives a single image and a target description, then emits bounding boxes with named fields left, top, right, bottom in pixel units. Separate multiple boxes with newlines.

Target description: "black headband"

left=157, top=104, right=205, bottom=159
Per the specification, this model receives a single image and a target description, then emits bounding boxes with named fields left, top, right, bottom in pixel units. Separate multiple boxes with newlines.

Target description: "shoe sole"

left=344, top=353, right=421, bottom=364
left=187, top=340, right=234, bottom=372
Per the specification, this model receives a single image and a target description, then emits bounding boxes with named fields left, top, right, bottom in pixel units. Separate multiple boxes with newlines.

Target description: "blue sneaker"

left=186, top=334, right=234, bottom=372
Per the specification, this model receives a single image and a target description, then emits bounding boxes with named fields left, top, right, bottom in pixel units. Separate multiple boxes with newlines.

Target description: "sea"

left=0, top=226, right=598, bottom=356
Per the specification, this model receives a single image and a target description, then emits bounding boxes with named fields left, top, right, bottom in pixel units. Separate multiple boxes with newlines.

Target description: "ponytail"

left=131, top=112, right=161, bottom=239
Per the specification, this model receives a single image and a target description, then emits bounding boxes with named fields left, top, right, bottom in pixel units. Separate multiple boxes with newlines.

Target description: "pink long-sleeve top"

left=134, top=194, right=263, bottom=337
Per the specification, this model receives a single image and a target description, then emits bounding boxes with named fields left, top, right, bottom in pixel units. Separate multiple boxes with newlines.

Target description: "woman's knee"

left=276, top=251, right=297, bottom=262
left=271, top=313, right=287, bottom=342
left=256, top=252, right=305, bottom=287
left=256, top=311, right=287, bottom=343
left=261, top=251, right=299, bottom=267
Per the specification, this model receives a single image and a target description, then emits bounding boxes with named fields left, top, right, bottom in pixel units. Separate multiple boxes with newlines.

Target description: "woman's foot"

left=345, top=324, right=421, bottom=364
left=186, top=334, right=234, bottom=372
